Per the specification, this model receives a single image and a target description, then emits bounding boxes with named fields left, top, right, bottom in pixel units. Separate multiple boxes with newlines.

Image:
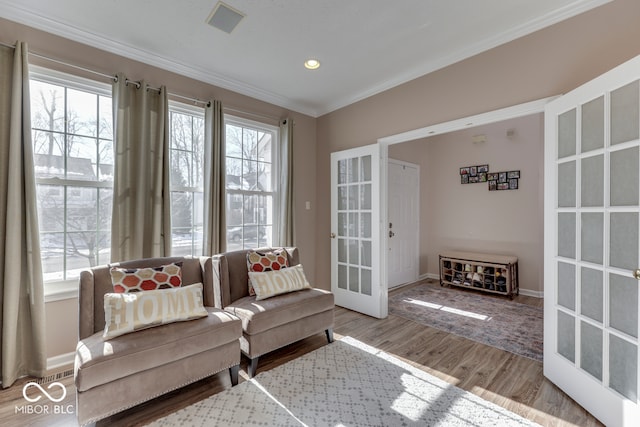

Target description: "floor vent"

left=37, top=369, right=74, bottom=384
left=206, top=1, right=245, bottom=34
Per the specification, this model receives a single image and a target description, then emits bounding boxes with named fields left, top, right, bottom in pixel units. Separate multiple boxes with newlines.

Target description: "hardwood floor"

left=0, top=281, right=602, bottom=427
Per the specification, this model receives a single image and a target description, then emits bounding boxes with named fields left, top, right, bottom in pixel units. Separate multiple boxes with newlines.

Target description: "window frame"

left=29, top=66, right=113, bottom=301
left=168, top=101, right=206, bottom=257
left=224, top=114, right=280, bottom=250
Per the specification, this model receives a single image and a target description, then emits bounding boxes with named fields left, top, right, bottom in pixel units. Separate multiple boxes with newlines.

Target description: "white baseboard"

left=47, top=351, right=75, bottom=371
left=519, top=288, right=544, bottom=298
left=420, top=272, right=543, bottom=299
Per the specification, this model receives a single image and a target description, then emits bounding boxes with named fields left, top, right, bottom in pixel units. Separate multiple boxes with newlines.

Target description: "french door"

left=330, top=144, right=387, bottom=318
left=544, top=55, right=640, bottom=426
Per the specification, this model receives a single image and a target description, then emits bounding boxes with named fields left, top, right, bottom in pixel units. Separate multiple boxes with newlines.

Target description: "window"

left=169, top=104, right=205, bottom=256
left=225, top=117, right=278, bottom=250
left=30, top=68, right=113, bottom=285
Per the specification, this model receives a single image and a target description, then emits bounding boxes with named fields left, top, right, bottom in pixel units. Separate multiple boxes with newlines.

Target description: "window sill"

left=44, top=280, right=78, bottom=303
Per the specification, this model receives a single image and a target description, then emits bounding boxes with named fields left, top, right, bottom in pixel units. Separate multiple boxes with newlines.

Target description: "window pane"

left=36, top=185, right=65, bottom=232
left=30, top=80, right=65, bottom=133
left=67, top=88, right=97, bottom=138
left=171, top=149, right=192, bottom=187
left=67, top=186, right=97, bottom=231
left=258, top=162, right=272, bottom=191
left=226, top=194, right=243, bottom=226
left=226, top=157, right=243, bottom=189
left=257, top=132, right=272, bottom=163
left=99, top=139, right=114, bottom=182
left=243, top=160, right=256, bottom=190
left=226, top=124, right=243, bottom=158
left=67, top=136, right=98, bottom=181
left=99, top=95, right=113, bottom=140
left=243, top=128, right=258, bottom=160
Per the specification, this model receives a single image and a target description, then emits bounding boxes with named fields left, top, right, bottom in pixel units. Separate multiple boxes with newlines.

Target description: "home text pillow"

left=248, top=264, right=311, bottom=301
left=246, top=249, right=289, bottom=296
left=110, top=262, right=182, bottom=293
left=103, top=283, right=208, bottom=339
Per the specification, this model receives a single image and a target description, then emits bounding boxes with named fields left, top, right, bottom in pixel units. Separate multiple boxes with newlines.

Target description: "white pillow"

left=248, top=264, right=311, bottom=301
left=103, top=283, right=208, bottom=339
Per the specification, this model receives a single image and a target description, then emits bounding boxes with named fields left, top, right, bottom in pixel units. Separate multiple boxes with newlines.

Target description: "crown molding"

left=0, top=2, right=320, bottom=117
left=318, top=0, right=611, bottom=116
left=0, top=0, right=610, bottom=118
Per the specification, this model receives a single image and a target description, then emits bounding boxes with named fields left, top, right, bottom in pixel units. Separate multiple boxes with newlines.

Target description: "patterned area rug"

left=389, top=283, right=543, bottom=361
left=149, top=337, right=539, bottom=427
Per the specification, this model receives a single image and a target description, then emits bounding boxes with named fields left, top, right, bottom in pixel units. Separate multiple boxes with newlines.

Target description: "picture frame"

left=498, top=172, right=507, bottom=183
left=470, top=166, right=477, bottom=176
left=479, top=173, right=487, bottom=182
left=487, top=172, right=499, bottom=181
left=497, top=182, right=509, bottom=190
left=508, top=170, right=520, bottom=179
left=460, top=167, right=470, bottom=175
left=477, top=164, right=489, bottom=173
left=509, top=178, right=519, bottom=189
left=469, top=175, right=479, bottom=183
left=488, top=180, right=497, bottom=191
left=461, top=174, right=469, bottom=184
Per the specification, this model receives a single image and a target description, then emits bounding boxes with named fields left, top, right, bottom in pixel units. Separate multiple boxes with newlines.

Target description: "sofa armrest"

left=212, top=254, right=231, bottom=308
left=78, top=270, right=96, bottom=340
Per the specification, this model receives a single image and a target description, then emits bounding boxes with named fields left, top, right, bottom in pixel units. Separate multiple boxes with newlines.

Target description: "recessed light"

left=304, top=59, right=320, bottom=70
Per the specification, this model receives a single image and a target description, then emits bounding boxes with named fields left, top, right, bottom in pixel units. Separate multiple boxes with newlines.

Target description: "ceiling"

left=0, top=0, right=609, bottom=117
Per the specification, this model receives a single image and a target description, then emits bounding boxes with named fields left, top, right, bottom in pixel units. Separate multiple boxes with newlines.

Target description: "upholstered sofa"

left=212, top=247, right=334, bottom=377
left=74, top=256, right=242, bottom=426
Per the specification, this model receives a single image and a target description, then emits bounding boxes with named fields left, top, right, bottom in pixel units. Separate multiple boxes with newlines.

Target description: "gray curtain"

left=0, top=42, right=47, bottom=388
left=279, top=118, right=294, bottom=246
left=203, top=100, right=226, bottom=255
left=111, top=73, right=171, bottom=261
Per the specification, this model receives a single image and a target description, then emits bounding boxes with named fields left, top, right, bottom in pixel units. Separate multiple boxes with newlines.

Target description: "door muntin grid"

left=337, top=154, right=373, bottom=296
left=554, top=82, right=640, bottom=402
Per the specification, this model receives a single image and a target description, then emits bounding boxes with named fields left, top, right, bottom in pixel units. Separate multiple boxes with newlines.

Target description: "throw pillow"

left=110, top=262, right=183, bottom=293
left=249, top=264, right=311, bottom=301
left=246, top=249, right=289, bottom=296
left=103, top=283, right=208, bottom=339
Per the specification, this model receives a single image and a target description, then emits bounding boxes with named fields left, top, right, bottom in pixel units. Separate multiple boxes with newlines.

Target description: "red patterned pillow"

left=246, top=249, right=289, bottom=296
left=110, top=262, right=183, bottom=293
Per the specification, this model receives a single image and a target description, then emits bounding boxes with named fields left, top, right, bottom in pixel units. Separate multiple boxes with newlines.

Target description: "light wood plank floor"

left=0, top=281, right=602, bottom=427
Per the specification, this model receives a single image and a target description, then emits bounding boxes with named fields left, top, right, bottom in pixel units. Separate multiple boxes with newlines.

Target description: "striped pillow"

left=248, top=264, right=311, bottom=301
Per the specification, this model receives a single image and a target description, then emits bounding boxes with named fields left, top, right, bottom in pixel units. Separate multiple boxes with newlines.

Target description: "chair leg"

left=325, top=328, right=334, bottom=343
left=229, top=364, right=239, bottom=386
left=248, top=356, right=260, bottom=378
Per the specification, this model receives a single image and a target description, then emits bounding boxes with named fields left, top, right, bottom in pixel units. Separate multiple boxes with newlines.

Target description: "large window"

left=30, top=69, right=113, bottom=284
left=169, top=104, right=205, bottom=256
left=225, top=117, right=278, bottom=250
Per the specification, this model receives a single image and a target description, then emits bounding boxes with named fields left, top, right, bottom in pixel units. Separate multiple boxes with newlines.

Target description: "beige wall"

left=0, top=17, right=318, bottom=363
left=315, top=0, right=640, bottom=294
left=389, top=114, right=544, bottom=293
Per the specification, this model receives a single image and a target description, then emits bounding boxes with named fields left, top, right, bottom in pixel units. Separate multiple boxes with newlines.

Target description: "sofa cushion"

left=75, top=307, right=241, bottom=392
left=103, top=283, right=208, bottom=339
left=224, top=288, right=333, bottom=335
left=110, top=262, right=182, bottom=293
left=249, top=264, right=311, bottom=300
left=246, top=248, right=289, bottom=296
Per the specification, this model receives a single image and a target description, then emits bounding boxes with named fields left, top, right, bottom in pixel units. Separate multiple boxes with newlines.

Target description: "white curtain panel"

left=110, top=74, right=171, bottom=261
left=279, top=118, right=294, bottom=246
left=0, top=42, right=47, bottom=388
left=203, top=100, right=226, bottom=255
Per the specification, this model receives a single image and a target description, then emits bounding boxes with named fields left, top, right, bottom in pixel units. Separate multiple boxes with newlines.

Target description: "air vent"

left=206, top=2, right=245, bottom=34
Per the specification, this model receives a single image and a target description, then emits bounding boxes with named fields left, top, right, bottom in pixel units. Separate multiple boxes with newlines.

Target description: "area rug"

left=149, top=337, right=538, bottom=427
left=389, top=283, right=543, bottom=361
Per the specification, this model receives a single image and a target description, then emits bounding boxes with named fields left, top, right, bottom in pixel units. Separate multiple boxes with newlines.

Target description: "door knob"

left=634, top=269, right=640, bottom=280
left=330, top=233, right=336, bottom=239
left=389, top=230, right=395, bottom=238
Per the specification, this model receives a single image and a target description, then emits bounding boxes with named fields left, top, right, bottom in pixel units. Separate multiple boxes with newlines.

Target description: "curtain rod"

left=2, top=40, right=213, bottom=108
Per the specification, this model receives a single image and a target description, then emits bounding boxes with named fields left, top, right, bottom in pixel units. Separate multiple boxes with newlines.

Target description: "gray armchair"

left=212, top=247, right=334, bottom=377
left=74, top=256, right=242, bottom=426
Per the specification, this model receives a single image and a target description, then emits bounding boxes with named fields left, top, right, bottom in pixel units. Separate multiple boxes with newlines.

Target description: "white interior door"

left=544, top=55, right=640, bottom=426
left=331, top=144, right=387, bottom=318
left=388, top=159, right=419, bottom=288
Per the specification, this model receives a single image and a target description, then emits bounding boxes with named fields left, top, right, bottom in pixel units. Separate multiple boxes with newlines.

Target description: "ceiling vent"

left=206, top=2, right=245, bottom=34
